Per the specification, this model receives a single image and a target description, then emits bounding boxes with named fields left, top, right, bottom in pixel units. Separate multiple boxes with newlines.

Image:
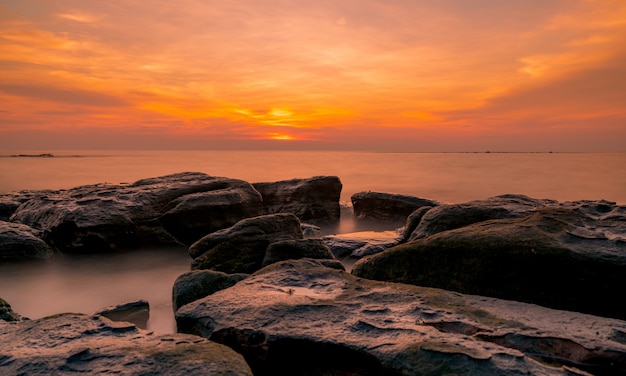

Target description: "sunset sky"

left=1, top=0, right=625, bottom=151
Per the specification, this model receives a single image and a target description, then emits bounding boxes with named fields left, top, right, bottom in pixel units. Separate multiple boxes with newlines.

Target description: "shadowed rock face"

left=9, top=172, right=264, bottom=253
left=0, top=221, right=54, bottom=261
left=252, top=176, right=342, bottom=224
left=0, top=297, right=20, bottom=322
left=353, top=206, right=626, bottom=320
left=176, top=259, right=626, bottom=375
left=0, top=313, right=253, bottom=375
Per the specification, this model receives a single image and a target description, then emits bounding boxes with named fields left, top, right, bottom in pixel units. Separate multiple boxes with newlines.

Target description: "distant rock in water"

left=0, top=297, right=20, bottom=322
left=94, top=300, right=150, bottom=329
left=10, top=153, right=54, bottom=158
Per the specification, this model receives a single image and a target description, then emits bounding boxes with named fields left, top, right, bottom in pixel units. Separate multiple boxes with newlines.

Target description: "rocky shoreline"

left=2, top=172, right=626, bottom=375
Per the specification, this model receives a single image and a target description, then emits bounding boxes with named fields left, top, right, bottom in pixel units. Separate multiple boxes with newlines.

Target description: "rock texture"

left=176, top=259, right=626, bottom=375
left=9, top=172, right=264, bottom=253
left=261, top=238, right=335, bottom=267
left=0, top=220, right=54, bottom=261
left=405, top=194, right=556, bottom=241
left=351, top=191, right=439, bottom=223
left=253, top=176, right=342, bottom=224
left=189, top=213, right=304, bottom=273
left=353, top=203, right=626, bottom=320
left=0, top=313, right=252, bottom=375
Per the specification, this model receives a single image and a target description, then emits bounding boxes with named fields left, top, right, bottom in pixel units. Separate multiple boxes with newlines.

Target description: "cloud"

left=0, top=84, right=127, bottom=107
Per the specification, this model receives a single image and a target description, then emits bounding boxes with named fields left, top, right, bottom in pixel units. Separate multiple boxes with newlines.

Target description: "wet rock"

left=190, top=213, right=303, bottom=273
left=353, top=207, right=626, bottom=320
left=173, top=270, right=248, bottom=311
left=9, top=172, right=264, bottom=253
left=0, top=297, right=20, bottom=322
left=176, top=259, right=625, bottom=375
left=261, top=239, right=335, bottom=267
left=0, top=313, right=252, bottom=375
left=0, top=220, right=54, bottom=262
left=351, top=191, right=439, bottom=223
left=252, top=176, right=342, bottom=224
left=407, top=194, right=556, bottom=241
left=94, top=300, right=150, bottom=329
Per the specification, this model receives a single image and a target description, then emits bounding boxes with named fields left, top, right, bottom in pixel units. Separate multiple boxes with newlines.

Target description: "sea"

left=1, top=150, right=625, bottom=333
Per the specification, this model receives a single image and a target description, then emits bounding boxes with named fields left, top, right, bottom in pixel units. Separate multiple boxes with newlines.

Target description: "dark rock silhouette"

left=351, top=191, right=439, bottom=223
left=0, top=220, right=54, bottom=261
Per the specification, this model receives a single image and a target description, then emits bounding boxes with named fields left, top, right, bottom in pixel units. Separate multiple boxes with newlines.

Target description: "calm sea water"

left=1, top=150, right=625, bottom=332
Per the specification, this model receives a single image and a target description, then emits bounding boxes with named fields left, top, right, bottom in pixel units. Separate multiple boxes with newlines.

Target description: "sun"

left=269, top=132, right=296, bottom=140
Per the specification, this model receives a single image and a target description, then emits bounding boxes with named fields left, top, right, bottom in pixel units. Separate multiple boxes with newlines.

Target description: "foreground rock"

left=176, top=259, right=626, bottom=375
left=353, top=206, right=626, bottom=320
left=0, top=220, right=54, bottom=261
left=253, top=176, right=342, bottom=224
left=351, top=191, right=439, bottom=223
left=9, top=172, right=264, bottom=253
left=0, top=313, right=252, bottom=375
left=172, top=270, right=248, bottom=311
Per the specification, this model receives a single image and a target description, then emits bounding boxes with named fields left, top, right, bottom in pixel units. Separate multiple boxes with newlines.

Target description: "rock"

left=0, top=220, right=54, bottom=262
left=94, top=300, right=150, bottom=329
left=173, top=270, right=248, bottom=312
left=9, top=172, right=264, bottom=253
left=261, top=239, right=335, bottom=267
left=0, top=313, right=252, bottom=375
left=407, top=194, right=556, bottom=241
left=176, top=259, right=626, bottom=375
left=323, top=230, right=402, bottom=259
left=252, top=176, right=342, bottom=224
left=301, top=223, right=322, bottom=238
left=400, top=205, right=434, bottom=243
left=353, top=207, right=626, bottom=320
left=190, top=213, right=303, bottom=273
left=351, top=191, right=439, bottom=223
left=0, top=297, right=20, bottom=322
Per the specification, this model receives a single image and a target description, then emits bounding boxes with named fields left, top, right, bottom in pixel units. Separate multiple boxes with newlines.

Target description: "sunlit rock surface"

left=176, top=259, right=626, bottom=375
left=323, top=230, right=402, bottom=259
left=0, top=220, right=54, bottom=261
left=354, top=204, right=626, bottom=320
left=0, top=313, right=253, bottom=375
left=9, top=172, right=264, bottom=253
left=253, top=176, right=342, bottom=224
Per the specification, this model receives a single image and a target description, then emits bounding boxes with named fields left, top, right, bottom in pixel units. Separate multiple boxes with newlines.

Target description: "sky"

left=1, top=0, right=625, bottom=152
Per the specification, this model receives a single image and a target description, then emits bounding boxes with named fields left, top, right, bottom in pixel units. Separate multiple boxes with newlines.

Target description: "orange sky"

left=1, top=0, right=625, bottom=151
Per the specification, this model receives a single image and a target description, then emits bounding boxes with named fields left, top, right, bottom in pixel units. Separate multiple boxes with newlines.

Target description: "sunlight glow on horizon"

left=1, top=0, right=625, bottom=151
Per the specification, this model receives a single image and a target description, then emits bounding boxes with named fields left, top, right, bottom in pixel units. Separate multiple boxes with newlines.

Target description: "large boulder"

left=351, top=191, right=439, bottom=223
left=0, top=220, right=54, bottom=262
left=189, top=213, right=304, bottom=273
left=353, top=206, right=626, bottom=320
left=0, top=313, right=252, bottom=375
left=252, top=176, right=342, bottom=224
left=176, top=259, right=626, bottom=375
left=406, top=194, right=557, bottom=241
left=9, top=172, right=264, bottom=253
